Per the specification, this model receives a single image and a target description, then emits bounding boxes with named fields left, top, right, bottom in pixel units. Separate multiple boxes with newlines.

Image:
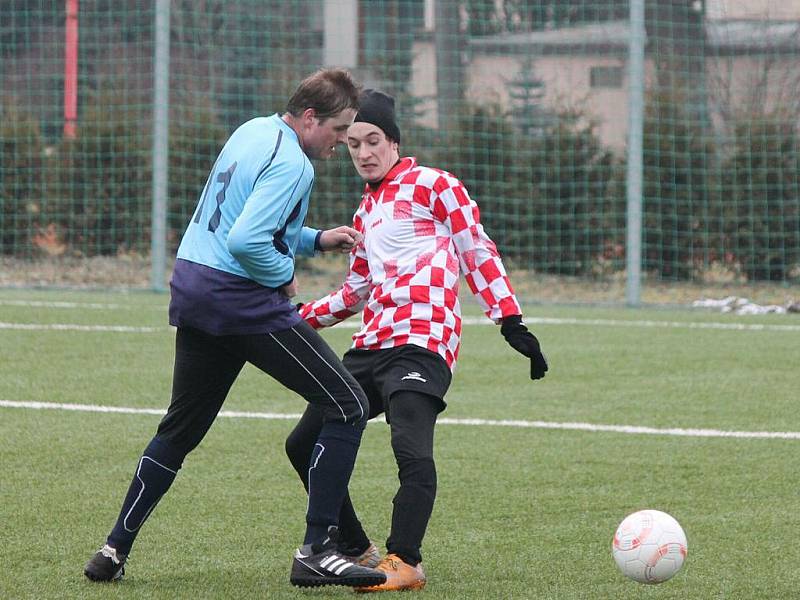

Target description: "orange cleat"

left=355, top=553, right=426, bottom=592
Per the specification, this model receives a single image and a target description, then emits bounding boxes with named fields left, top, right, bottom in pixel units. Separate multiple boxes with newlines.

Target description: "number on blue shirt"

left=194, top=161, right=238, bottom=233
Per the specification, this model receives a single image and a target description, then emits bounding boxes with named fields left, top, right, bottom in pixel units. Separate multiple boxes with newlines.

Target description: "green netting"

left=1, top=1, right=799, bottom=300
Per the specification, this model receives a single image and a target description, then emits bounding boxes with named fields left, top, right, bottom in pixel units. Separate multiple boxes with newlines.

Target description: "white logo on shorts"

left=401, top=371, right=427, bottom=383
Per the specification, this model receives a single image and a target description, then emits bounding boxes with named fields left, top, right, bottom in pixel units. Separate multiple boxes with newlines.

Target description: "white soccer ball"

left=612, top=509, right=687, bottom=584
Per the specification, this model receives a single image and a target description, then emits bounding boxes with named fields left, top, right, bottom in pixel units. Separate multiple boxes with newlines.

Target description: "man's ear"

left=301, top=107, right=317, bottom=127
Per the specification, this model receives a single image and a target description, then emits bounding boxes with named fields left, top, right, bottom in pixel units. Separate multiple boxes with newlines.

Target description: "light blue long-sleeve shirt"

left=177, top=114, right=320, bottom=288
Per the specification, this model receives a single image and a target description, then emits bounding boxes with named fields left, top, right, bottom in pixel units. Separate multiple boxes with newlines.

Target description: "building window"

left=590, top=66, right=624, bottom=88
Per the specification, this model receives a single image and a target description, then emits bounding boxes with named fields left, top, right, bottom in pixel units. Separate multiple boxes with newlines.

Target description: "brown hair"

left=285, top=68, right=361, bottom=122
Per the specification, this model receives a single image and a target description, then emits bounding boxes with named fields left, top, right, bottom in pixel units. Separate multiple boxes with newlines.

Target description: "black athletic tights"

left=286, top=389, right=439, bottom=566
left=106, top=323, right=368, bottom=554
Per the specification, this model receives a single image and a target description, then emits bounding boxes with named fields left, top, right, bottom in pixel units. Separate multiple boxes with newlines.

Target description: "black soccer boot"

left=84, top=544, right=127, bottom=582
left=290, top=527, right=387, bottom=588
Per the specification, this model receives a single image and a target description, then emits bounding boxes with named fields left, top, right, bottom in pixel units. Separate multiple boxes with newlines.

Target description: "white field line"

left=2, top=399, right=799, bottom=440
left=0, top=300, right=161, bottom=310
left=0, top=400, right=301, bottom=420
left=0, top=322, right=162, bottom=332
left=3, top=298, right=800, bottom=331
left=522, top=316, right=800, bottom=332
left=1, top=315, right=799, bottom=333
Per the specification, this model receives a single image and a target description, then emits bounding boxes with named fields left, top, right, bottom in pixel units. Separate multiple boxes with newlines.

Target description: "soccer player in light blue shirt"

left=178, top=114, right=318, bottom=289
left=85, top=69, right=386, bottom=590
left=170, top=81, right=358, bottom=334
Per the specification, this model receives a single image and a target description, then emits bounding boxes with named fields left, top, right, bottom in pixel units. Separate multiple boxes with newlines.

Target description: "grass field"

left=2, top=288, right=799, bottom=599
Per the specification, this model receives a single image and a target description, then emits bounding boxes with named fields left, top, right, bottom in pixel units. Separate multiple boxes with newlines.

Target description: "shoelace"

left=100, top=545, right=126, bottom=566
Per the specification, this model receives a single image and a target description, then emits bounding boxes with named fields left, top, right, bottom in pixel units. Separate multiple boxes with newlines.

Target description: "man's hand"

left=281, top=277, right=298, bottom=299
left=500, top=315, right=548, bottom=380
left=319, top=226, right=363, bottom=254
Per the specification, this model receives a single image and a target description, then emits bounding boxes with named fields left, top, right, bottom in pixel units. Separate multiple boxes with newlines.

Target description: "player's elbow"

left=226, top=224, right=250, bottom=262
left=348, top=298, right=368, bottom=313
left=226, top=227, right=265, bottom=276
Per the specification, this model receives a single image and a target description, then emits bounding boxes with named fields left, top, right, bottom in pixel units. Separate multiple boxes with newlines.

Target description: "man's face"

left=302, top=108, right=357, bottom=160
left=346, top=122, right=399, bottom=183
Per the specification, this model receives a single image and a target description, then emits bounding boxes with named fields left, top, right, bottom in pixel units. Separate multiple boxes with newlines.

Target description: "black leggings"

left=286, top=389, right=439, bottom=565
left=105, top=322, right=369, bottom=554
left=158, top=322, right=368, bottom=457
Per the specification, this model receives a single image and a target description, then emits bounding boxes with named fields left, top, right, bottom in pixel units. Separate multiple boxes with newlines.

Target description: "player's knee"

left=390, top=428, right=430, bottom=462
left=146, top=435, right=186, bottom=471
left=285, top=429, right=310, bottom=471
left=346, top=391, right=370, bottom=430
left=397, top=456, right=437, bottom=493
left=355, top=403, right=370, bottom=430
left=285, top=406, right=327, bottom=471
left=388, top=395, right=436, bottom=462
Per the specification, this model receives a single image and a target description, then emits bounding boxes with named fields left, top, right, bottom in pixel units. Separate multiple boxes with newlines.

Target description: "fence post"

left=150, top=0, right=170, bottom=292
left=435, top=0, right=462, bottom=130
left=626, top=0, right=645, bottom=306
left=323, top=0, right=358, bottom=67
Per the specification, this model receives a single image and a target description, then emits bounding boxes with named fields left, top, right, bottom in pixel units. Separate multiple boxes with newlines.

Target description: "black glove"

left=295, top=302, right=304, bottom=312
left=501, top=315, right=548, bottom=380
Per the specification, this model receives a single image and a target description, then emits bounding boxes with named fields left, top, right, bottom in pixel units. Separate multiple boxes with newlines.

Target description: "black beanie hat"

left=354, top=89, right=401, bottom=143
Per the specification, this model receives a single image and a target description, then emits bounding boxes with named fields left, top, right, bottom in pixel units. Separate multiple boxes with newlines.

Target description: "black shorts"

left=342, top=345, right=452, bottom=420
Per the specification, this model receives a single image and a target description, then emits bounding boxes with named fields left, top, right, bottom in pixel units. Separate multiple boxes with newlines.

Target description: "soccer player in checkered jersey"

left=285, top=89, right=548, bottom=591
left=83, top=70, right=387, bottom=589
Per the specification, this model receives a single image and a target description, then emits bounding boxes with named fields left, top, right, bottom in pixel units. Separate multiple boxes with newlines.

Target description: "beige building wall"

left=465, top=52, right=799, bottom=152
left=410, top=4, right=800, bottom=150
left=468, top=54, right=658, bottom=151
left=707, top=54, right=800, bottom=122
left=706, top=0, right=800, bottom=20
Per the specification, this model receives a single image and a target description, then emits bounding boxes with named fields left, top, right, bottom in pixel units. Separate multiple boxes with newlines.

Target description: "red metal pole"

left=63, top=0, right=79, bottom=138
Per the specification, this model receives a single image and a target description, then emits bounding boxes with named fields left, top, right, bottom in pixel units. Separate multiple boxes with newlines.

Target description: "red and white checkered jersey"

left=299, top=157, right=521, bottom=370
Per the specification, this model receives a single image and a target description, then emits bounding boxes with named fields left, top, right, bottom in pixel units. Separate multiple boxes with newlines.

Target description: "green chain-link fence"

left=2, top=1, right=799, bottom=303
